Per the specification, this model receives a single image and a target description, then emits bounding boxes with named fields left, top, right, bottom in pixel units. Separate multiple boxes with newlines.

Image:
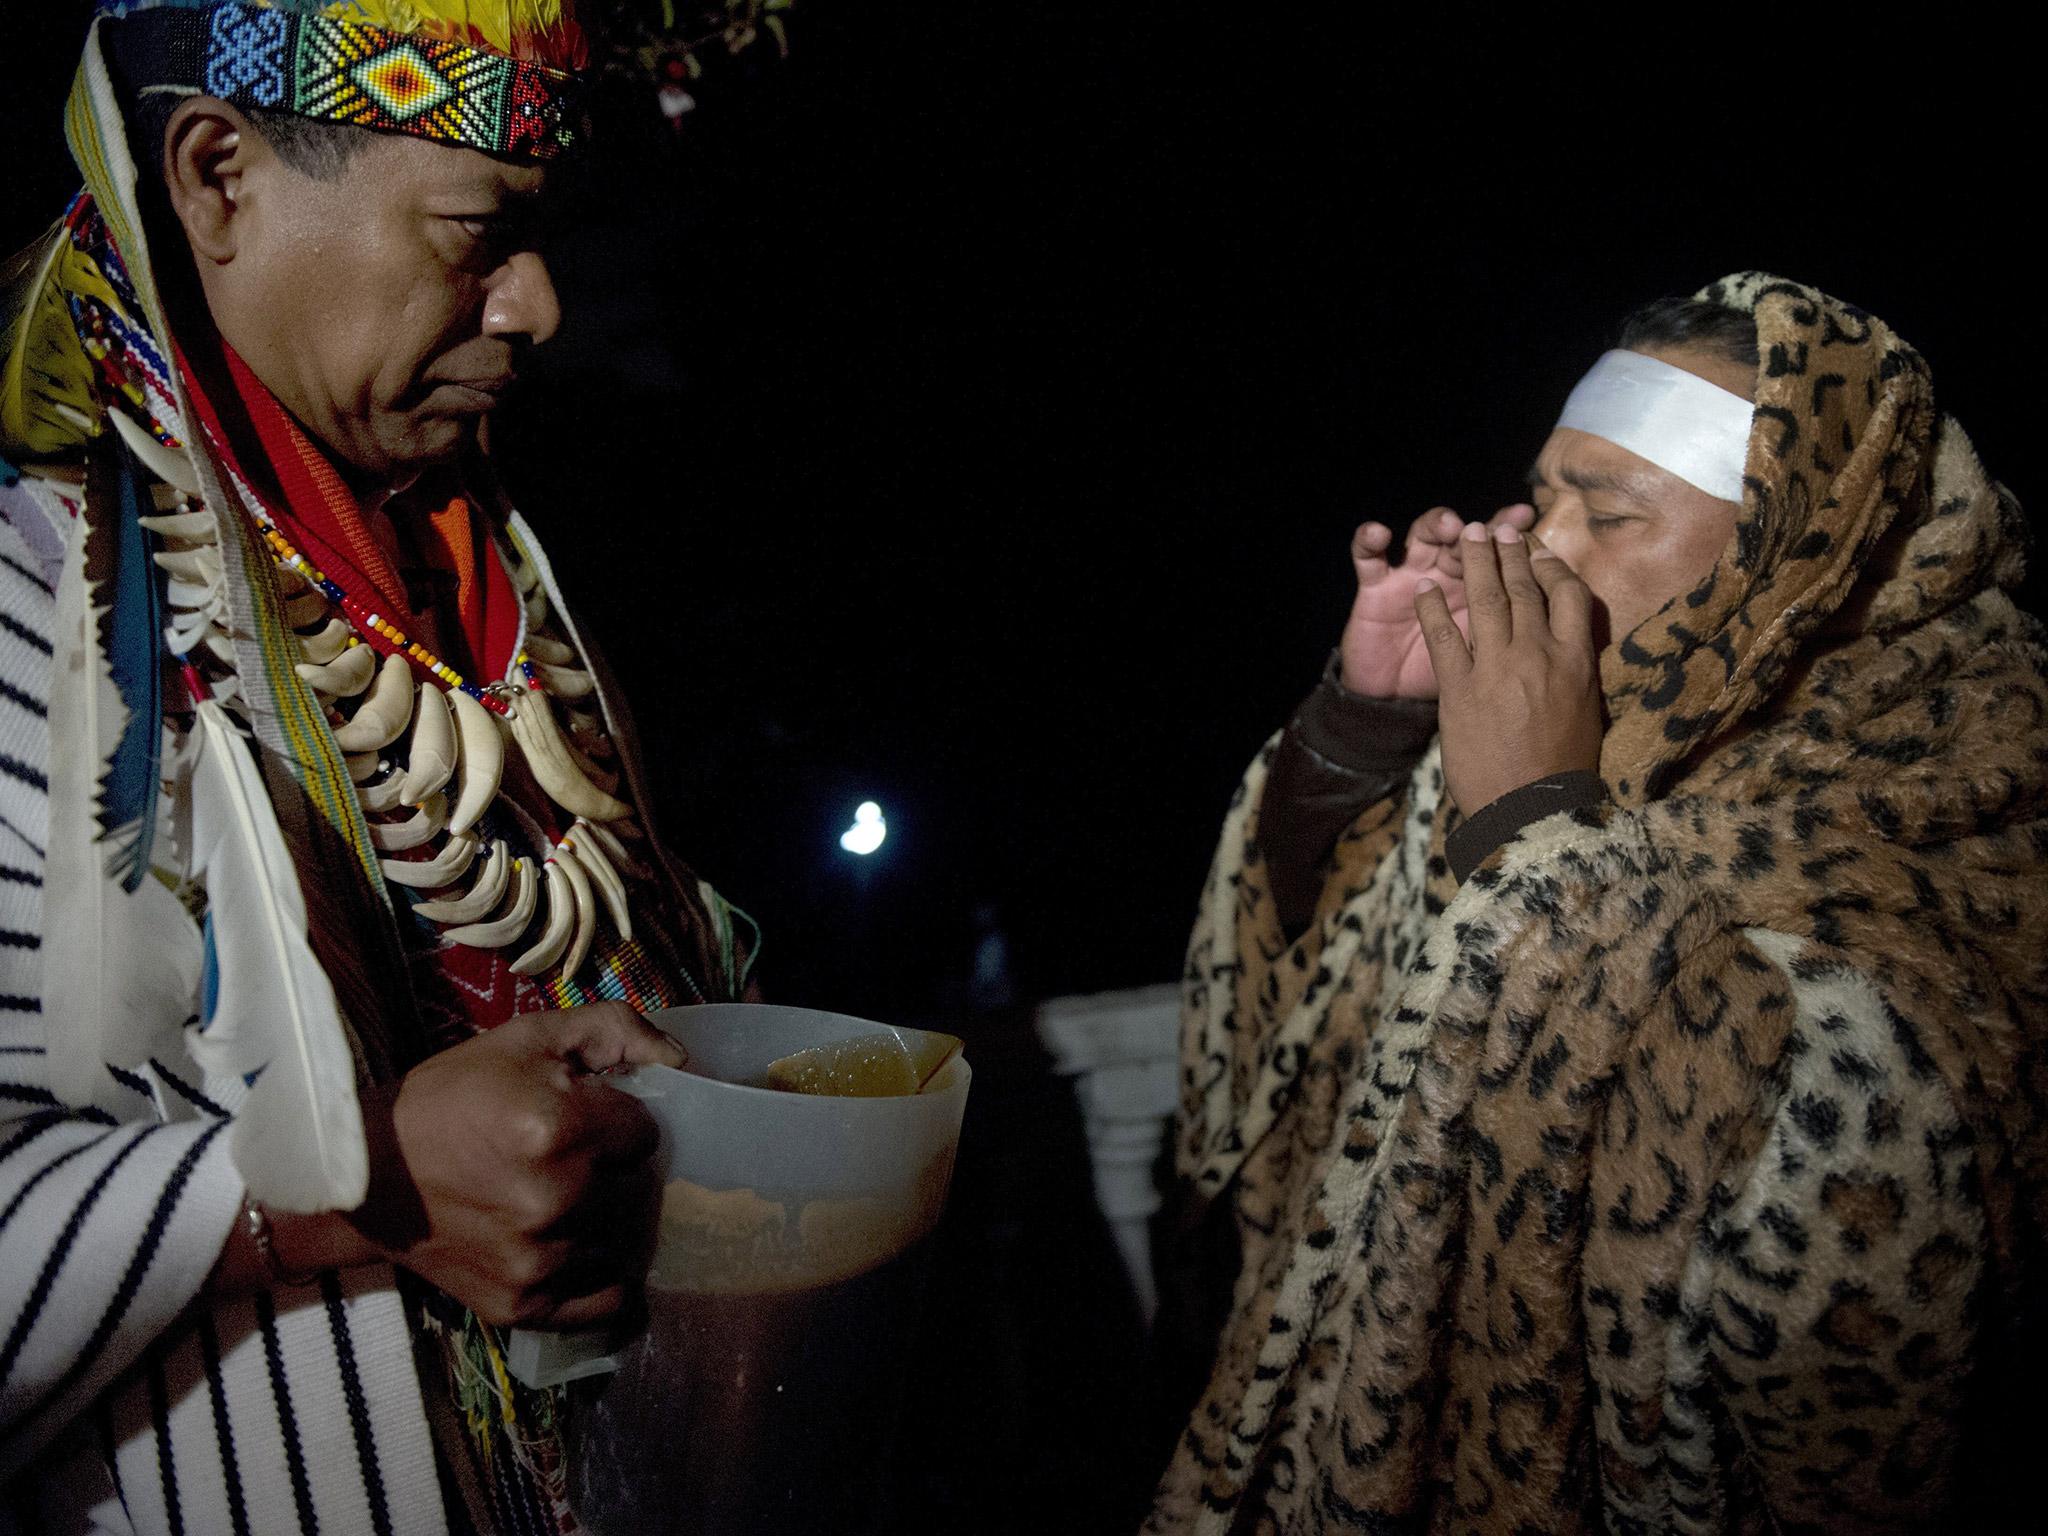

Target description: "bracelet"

left=245, top=1198, right=323, bottom=1287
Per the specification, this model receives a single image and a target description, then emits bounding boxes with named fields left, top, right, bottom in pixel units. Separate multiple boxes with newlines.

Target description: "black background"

left=6, top=7, right=2039, bottom=1018
left=4, top=6, right=2041, bottom=1528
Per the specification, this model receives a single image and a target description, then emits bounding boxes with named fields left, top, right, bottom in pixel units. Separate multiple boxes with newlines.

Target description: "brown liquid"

left=565, top=1238, right=932, bottom=1536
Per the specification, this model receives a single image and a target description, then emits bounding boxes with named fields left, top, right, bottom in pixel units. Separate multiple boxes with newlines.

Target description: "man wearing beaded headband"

left=1153, top=285, right=2047, bottom=1529
left=1, top=5, right=759, bottom=1531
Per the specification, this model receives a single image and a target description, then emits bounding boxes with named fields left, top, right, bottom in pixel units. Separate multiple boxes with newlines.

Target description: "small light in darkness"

left=839, top=801, right=886, bottom=856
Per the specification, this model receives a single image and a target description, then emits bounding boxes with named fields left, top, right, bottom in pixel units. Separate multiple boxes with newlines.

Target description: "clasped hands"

left=1341, top=506, right=1604, bottom=817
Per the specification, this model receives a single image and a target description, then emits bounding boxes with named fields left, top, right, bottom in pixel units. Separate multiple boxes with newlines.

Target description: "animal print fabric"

left=1151, top=275, right=2048, bottom=1534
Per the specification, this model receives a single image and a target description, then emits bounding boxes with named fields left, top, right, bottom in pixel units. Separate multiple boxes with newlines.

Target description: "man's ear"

left=161, top=97, right=265, bottom=265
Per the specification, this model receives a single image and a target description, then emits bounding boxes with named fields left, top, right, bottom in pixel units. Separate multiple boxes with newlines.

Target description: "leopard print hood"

left=1154, top=276, right=2047, bottom=1533
left=1599, top=271, right=2031, bottom=805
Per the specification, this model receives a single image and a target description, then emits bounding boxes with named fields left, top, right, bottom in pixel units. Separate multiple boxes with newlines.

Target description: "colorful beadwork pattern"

left=61, top=195, right=187, bottom=453
left=116, top=3, right=586, bottom=163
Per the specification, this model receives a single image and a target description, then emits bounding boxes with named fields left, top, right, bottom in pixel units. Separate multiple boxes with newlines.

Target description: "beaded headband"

left=104, top=2, right=589, bottom=164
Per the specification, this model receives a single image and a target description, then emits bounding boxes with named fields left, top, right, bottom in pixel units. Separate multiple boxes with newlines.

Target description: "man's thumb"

left=532, top=1002, right=687, bottom=1074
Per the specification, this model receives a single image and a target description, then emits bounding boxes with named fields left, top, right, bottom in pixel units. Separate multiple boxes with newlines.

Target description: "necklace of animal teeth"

left=253, top=502, right=632, bottom=826
left=253, top=512, right=541, bottom=712
left=150, top=496, right=639, bottom=982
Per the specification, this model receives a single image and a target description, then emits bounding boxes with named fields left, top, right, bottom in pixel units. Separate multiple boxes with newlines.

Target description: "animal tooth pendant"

left=165, top=609, right=216, bottom=658
left=523, top=632, right=574, bottom=666
left=152, top=546, right=222, bottom=586
left=445, top=855, right=539, bottom=947
left=555, top=843, right=599, bottom=979
left=566, top=736, right=619, bottom=795
left=522, top=583, right=548, bottom=628
left=332, top=652, right=415, bottom=751
left=369, top=793, right=447, bottom=852
left=446, top=687, right=504, bottom=835
left=298, top=618, right=353, bottom=665
left=570, top=825, right=632, bottom=941
left=346, top=751, right=382, bottom=783
left=579, top=817, right=654, bottom=882
left=298, top=642, right=377, bottom=699
left=412, top=837, right=511, bottom=920
left=202, top=629, right=241, bottom=670
left=535, top=662, right=594, bottom=700
left=283, top=586, right=330, bottom=628
left=139, top=510, right=218, bottom=542
left=506, top=689, right=629, bottom=822
left=381, top=829, right=480, bottom=889
left=164, top=576, right=221, bottom=610
left=510, top=556, right=542, bottom=596
left=356, top=763, right=407, bottom=813
left=398, top=684, right=457, bottom=805
left=510, top=858, right=577, bottom=975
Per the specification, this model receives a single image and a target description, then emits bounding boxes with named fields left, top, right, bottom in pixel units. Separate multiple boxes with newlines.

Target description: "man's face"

left=1527, top=347, right=1753, bottom=650
left=189, top=123, right=559, bottom=483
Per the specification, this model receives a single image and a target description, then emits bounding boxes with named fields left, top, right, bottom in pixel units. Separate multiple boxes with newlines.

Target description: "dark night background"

left=4, top=6, right=2042, bottom=1530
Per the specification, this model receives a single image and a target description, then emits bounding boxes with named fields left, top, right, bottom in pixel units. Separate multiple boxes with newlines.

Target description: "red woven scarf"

left=175, top=329, right=522, bottom=686
left=175, top=326, right=545, bottom=1042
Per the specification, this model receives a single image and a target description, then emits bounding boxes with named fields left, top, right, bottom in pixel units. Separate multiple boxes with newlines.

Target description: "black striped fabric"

left=1, top=482, right=448, bottom=1534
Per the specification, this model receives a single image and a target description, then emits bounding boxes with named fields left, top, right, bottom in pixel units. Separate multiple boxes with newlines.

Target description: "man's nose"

left=483, top=252, right=561, bottom=347
left=1529, top=503, right=1584, bottom=569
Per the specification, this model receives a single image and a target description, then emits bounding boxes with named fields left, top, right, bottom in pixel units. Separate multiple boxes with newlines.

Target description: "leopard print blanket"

left=1151, top=274, right=2048, bottom=1534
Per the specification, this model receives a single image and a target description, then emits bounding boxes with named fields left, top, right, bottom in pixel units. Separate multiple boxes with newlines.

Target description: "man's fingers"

left=1413, top=581, right=1472, bottom=685
left=1350, top=521, right=1394, bottom=580
left=525, top=1283, right=633, bottom=1332
left=1531, top=547, right=1596, bottom=651
left=1458, top=523, right=1510, bottom=649
left=533, top=1231, right=635, bottom=1301
left=536, top=1001, right=687, bottom=1074
left=1493, top=526, right=1549, bottom=635
left=1408, top=508, right=1466, bottom=575
left=1411, top=508, right=1468, bottom=579
left=1408, top=507, right=1463, bottom=549
left=1438, top=505, right=1531, bottom=582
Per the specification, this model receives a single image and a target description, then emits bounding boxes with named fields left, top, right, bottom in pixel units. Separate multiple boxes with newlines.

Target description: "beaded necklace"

left=253, top=503, right=543, bottom=714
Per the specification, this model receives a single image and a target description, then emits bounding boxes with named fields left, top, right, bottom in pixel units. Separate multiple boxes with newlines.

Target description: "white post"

left=1036, top=983, right=1182, bottom=1328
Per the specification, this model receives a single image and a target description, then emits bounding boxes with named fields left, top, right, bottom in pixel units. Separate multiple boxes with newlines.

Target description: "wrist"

left=209, top=1197, right=384, bottom=1300
left=262, top=1204, right=384, bottom=1280
left=1335, top=653, right=1405, bottom=701
left=1329, top=649, right=1436, bottom=706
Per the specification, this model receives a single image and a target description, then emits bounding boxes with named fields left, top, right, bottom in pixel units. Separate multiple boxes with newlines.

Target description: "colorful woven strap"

left=106, top=2, right=587, bottom=163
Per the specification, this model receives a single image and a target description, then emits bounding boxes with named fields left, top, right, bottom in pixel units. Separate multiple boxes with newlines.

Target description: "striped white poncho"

left=1, top=479, right=451, bottom=1535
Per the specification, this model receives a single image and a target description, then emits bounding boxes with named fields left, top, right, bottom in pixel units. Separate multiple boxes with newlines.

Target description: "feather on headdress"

left=93, top=2, right=590, bottom=69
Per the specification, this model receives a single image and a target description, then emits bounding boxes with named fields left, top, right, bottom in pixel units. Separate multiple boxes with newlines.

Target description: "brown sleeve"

left=1257, top=655, right=1439, bottom=936
left=1442, top=771, right=1609, bottom=885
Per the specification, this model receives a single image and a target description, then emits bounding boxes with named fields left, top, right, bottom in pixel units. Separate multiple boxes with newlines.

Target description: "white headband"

left=1554, top=350, right=1754, bottom=502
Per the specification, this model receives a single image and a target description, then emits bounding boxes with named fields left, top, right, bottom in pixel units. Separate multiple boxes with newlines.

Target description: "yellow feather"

left=0, top=220, right=119, bottom=461
left=333, top=2, right=577, bottom=58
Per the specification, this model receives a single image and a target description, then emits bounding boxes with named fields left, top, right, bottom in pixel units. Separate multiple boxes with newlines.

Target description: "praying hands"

left=1414, top=521, right=1605, bottom=816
